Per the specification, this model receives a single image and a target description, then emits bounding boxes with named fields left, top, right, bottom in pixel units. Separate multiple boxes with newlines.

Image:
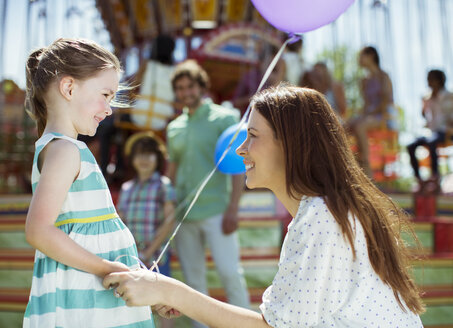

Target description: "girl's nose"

left=105, top=106, right=112, bottom=116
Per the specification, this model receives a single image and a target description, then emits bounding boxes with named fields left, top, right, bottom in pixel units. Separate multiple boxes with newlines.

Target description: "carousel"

left=95, top=0, right=285, bottom=130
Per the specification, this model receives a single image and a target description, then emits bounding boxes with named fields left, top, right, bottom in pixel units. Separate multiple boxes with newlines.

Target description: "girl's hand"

left=98, top=260, right=130, bottom=278
left=152, top=304, right=182, bottom=319
left=103, top=269, right=169, bottom=306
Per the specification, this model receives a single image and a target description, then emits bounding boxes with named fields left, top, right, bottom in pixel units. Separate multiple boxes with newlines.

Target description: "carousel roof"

left=95, top=0, right=273, bottom=52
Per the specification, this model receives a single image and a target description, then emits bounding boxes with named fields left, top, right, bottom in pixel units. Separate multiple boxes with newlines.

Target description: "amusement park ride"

left=0, top=1, right=452, bottom=327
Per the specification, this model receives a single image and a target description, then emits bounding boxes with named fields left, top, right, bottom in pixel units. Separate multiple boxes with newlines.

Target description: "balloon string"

left=114, top=254, right=159, bottom=273
left=148, top=37, right=292, bottom=273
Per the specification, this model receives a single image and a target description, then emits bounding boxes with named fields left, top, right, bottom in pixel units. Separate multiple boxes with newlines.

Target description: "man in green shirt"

left=166, top=60, right=249, bottom=328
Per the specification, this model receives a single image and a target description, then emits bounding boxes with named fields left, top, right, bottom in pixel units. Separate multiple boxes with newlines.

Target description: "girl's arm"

left=141, top=201, right=175, bottom=262
left=104, top=270, right=272, bottom=328
left=25, top=139, right=129, bottom=277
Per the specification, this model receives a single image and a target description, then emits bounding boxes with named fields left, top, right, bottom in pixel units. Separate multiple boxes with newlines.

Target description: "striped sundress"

left=23, top=132, right=155, bottom=328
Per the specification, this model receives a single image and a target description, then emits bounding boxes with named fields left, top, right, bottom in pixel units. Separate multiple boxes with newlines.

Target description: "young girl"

left=104, top=85, right=424, bottom=327
left=23, top=38, right=154, bottom=327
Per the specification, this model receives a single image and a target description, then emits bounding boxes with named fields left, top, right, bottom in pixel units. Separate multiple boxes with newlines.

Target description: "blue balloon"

left=215, top=123, right=247, bottom=174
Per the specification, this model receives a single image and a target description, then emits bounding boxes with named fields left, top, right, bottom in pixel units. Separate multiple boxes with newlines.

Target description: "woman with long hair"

left=104, top=85, right=424, bottom=328
left=347, top=46, right=396, bottom=176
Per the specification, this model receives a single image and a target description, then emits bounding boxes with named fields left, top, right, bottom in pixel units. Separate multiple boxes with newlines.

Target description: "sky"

left=0, top=0, right=112, bottom=88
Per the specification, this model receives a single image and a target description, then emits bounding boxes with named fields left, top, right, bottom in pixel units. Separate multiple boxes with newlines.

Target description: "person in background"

left=310, top=62, right=347, bottom=118
left=165, top=60, right=250, bottom=328
left=346, top=46, right=396, bottom=176
left=232, top=44, right=285, bottom=113
left=104, top=85, right=424, bottom=328
left=407, top=69, right=453, bottom=193
left=131, top=34, right=178, bottom=132
left=117, top=131, right=176, bottom=328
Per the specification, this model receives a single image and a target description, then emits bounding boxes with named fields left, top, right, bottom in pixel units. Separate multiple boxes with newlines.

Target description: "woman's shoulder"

left=373, top=70, right=391, bottom=85
left=296, top=196, right=330, bottom=216
left=292, top=196, right=337, bottom=228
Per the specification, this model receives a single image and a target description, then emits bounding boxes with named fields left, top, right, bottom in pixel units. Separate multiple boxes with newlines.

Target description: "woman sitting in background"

left=346, top=46, right=396, bottom=177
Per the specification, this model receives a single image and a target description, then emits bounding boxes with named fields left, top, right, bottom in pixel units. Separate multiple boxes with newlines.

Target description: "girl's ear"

left=59, top=76, right=75, bottom=101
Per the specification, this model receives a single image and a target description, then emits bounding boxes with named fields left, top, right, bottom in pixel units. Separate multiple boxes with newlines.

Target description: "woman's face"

left=358, top=51, right=370, bottom=68
left=236, top=109, right=285, bottom=193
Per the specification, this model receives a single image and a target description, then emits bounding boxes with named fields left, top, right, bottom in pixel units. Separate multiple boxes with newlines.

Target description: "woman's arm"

left=360, top=78, right=367, bottom=115
left=25, top=140, right=129, bottom=277
left=333, top=82, right=347, bottom=118
left=369, top=72, right=393, bottom=116
left=104, top=270, right=271, bottom=328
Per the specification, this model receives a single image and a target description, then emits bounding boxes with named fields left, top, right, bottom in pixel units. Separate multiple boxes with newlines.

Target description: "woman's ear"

left=59, top=76, right=75, bottom=101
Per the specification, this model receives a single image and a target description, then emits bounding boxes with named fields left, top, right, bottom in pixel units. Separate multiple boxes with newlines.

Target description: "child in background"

left=118, top=132, right=176, bottom=328
left=118, top=132, right=176, bottom=274
left=23, top=38, right=154, bottom=327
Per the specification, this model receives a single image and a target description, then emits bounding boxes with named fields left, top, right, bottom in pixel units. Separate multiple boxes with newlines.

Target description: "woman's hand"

left=104, top=269, right=269, bottom=328
left=103, top=269, right=170, bottom=306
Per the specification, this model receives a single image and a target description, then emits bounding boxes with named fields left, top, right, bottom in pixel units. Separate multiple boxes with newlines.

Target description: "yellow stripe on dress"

left=54, top=213, right=118, bottom=227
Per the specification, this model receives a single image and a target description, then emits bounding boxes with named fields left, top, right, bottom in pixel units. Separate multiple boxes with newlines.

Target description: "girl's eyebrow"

left=248, top=127, right=258, bottom=132
left=103, top=89, right=115, bottom=95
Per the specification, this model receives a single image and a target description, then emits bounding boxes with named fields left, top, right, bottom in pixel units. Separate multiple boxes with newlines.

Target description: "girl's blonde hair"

left=25, top=38, right=121, bottom=136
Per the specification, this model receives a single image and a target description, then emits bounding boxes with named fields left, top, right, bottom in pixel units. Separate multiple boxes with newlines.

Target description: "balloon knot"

left=287, top=33, right=302, bottom=44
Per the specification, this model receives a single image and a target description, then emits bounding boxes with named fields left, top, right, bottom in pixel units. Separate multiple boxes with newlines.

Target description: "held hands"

left=98, top=259, right=130, bottom=278
left=103, top=269, right=182, bottom=319
left=103, top=269, right=167, bottom=307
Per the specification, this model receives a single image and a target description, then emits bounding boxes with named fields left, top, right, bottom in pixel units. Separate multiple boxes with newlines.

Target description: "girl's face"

left=236, top=109, right=285, bottom=193
left=132, top=152, right=158, bottom=179
left=71, top=68, right=119, bottom=136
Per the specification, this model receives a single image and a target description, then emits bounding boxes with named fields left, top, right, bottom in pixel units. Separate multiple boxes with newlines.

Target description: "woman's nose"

left=105, top=105, right=112, bottom=116
left=236, top=139, right=248, bottom=157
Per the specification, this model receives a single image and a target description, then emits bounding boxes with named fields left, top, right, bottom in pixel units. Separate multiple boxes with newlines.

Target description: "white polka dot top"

left=260, top=196, right=423, bottom=328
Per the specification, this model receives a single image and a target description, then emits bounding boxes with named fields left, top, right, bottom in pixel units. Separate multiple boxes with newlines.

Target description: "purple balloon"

left=251, top=0, right=355, bottom=34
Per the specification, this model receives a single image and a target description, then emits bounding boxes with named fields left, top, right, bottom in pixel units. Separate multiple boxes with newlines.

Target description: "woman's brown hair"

left=25, top=38, right=122, bottom=137
left=251, top=84, right=424, bottom=314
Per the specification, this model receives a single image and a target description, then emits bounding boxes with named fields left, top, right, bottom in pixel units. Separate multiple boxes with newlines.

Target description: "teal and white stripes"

left=24, top=133, right=154, bottom=328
